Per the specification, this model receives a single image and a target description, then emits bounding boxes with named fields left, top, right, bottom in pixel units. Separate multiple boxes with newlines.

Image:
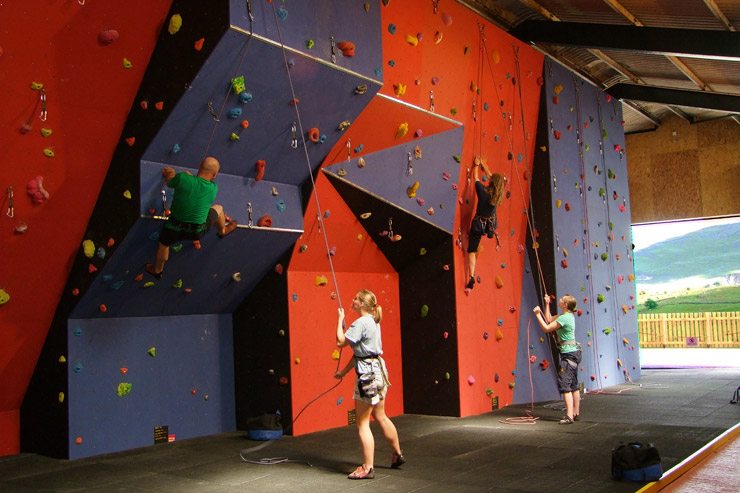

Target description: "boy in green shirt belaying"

left=146, top=156, right=237, bottom=279
left=533, top=294, right=582, bottom=424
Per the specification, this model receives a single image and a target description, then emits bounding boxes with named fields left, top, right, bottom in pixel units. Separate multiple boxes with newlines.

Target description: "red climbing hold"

left=125, top=137, right=135, bottom=146
left=275, top=264, right=284, bottom=275
left=99, top=304, right=107, bottom=313
left=194, top=38, right=205, bottom=51
left=257, top=215, right=272, bottom=227
left=308, top=127, right=320, bottom=143
left=255, top=160, right=266, bottom=181
left=88, top=264, right=98, bottom=273
left=337, top=41, right=356, bottom=57
left=155, top=101, right=164, bottom=110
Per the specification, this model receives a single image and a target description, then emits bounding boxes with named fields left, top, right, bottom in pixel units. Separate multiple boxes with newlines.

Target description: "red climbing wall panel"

left=378, top=0, right=544, bottom=416
left=288, top=173, right=401, bottom=435
left=0, top=0, right=173, bottom=456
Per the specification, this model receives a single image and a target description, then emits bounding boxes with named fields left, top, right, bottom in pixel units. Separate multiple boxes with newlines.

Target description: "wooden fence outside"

left=638, top=312, right=740, bottom=348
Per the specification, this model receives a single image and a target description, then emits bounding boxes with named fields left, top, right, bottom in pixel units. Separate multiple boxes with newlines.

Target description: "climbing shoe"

left=348, top=466, right=374, bottom=479
left=144, top=263, right=163, bottom=280
left=391, top=452, right=406, bottom=469
left=466, top=276, right=475, bottom=290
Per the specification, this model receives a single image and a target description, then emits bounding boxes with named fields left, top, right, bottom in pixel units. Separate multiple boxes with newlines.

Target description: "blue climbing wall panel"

left=513, top=254, right=560, bottom=404
left=543, top=58, right=640, bottom=390
left=323, top=127, right=463, bottom=234
left=67, top=314, right=234, bottom=460
left=228, top=0, right=383, bottom=82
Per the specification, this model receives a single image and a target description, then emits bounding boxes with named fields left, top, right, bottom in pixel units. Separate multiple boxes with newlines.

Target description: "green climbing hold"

left=143, top=281, right=155, bottom=288
left=444, top=372, right=450, bottom=380
left=148, top=347, right=156, bottom=357
left=420, top=304, right=429, bottom=318
left=603, top=327, right=612, bottom=335
left=598, top=188, right=606, bottom=198
left=597, top=294, right=605, bottom=303
left=117, top=382, right=133, bottom=397
left=608, top=169, right=616, bottom=179
left=453, top=155, right=461, bottom=163
left=172, top=278, right=183, bottom=289
left=600, top=253, right=608, bottom=261
left=171, top=242, right=183, bottom=253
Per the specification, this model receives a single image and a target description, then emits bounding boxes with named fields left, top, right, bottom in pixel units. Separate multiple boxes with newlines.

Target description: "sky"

left=631, top=216, right=740, bottom=252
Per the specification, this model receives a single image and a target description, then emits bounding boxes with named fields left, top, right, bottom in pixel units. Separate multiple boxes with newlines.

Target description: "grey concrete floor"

left=1, top=368, right=738, bottom=492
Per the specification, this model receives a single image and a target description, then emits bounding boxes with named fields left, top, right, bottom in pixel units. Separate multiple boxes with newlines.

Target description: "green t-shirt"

left=167, top=173, right=217, bottom=225
left=556, top=311, right=577, bottom=353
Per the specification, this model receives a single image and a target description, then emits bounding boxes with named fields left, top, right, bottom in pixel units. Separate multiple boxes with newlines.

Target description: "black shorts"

left=557, top=350, right=582, bottom=393
left=467, top=216, right=496, bottom=253
left=159, top=208, right=217, bottom=246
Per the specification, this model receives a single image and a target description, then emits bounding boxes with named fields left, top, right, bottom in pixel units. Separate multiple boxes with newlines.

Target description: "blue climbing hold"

left=240, top=91, right=253, bottom=103
left=111, top=280, right=125, bottom=290
left=171, top=143, right=181, bottom=154
left=276, top=199, right=286, bottom=213
left=74, top=327, right=83, bottom=337
left=277, top=7, right=288, bottom=20
left=388, top=23, right=397, bottom=34
left=73, top=362, right=84, bottom=373
left=229, top=107, right=242, bottom=119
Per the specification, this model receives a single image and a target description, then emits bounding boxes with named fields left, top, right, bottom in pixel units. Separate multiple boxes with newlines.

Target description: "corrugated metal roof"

left=460, top=0, right=740, bottom=133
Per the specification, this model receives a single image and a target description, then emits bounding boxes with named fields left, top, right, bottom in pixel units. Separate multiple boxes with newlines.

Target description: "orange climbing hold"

left=194, top=38, right=205, bottom=51
left=255, top=160, right=266, bottom=181
left=495, top=276, right=504, bottom=289
left=308, top=127, right=320, bottom=143
left=337, top=40, right=355, bottom=57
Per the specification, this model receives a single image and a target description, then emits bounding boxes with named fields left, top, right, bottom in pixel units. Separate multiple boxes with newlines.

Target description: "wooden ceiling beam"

left=602, top=0, right=644, bottom=26
left=702, top=0, right=736, bottom=31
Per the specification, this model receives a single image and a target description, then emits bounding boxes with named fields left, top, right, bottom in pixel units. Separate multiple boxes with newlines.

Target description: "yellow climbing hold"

left=58, top=392, right=65, bottom=403
left=394, top=82, right=407, bottom=97
left=143, top=281, right=155, bottom=288
left=496, top=329, right=503, bottom=341
left=396, top=122, right=409, bottom=139
left=58, top=355, right=67, bottom=363
left=31, top=81, right=44, bottom=91
left=168, top=14, right=183, bottom=35
left=122, top=57, right=133, bottom=69
left=555, top=199, right=562, bottom=208
left=315, top=275, right=328, bottom=286
left=553, top=84, right=564, bottom=95
left=331, top=349, right=340, bottom=360
left=491, top=49, right=500, bottom=64
left=406, top=181, right=420, bottom=198
left=123, top=190, right=132, bottom=199
left=405, top=34, right=418, bottom=46
left=82, top=239, right=95, bottom=258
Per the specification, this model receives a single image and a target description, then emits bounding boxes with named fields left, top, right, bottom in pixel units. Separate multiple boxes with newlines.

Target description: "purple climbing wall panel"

left=513, top=254, right=560, bottom=404
left=544, top=58, right=640, bottom=390
left=323, top=127, right=463, bottom=234
left=67, top=315, right=234, bottom=460
left=142, top=28, right=380, bottom=183
left=228, top=0, right=383, bottom=82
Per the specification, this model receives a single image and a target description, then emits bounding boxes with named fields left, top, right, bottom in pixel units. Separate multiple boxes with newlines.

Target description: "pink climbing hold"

left=275, top=264, right=284, bottom=275
left=27, top=176, right=50, bottom=204
left=441, top=12, right=453, bottom=26
left=257, top=215, right=272, bottom=227
left=467, top=375, right=475, bottom=385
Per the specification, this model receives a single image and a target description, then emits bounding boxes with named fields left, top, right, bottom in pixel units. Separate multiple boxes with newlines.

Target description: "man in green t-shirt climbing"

left=145, top=156, right=237, bottom=279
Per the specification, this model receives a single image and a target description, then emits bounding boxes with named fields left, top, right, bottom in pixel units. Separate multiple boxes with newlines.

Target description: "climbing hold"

left=305, top=39, right=315, bottom=49
left=0, top=289, right=10, bottom=305
left=229, top=107, right=242, bottom=119
left=495, top=329, right=503, bottom=341
left=255, top=160, right=266, bottom=181
left=394, top=82, right=407, bottom=97
left=553, top=130, right=561, bottom=140
left=597, top=294, right=605, bottom=303
left=416, top=197, right=425, bottom=206
left=307, top=127, right=320, bottom=143
left=82, top=240, right=95, bottom=258
left=467, top=375, right=475, bottom=385
left=407, top=181, right=420, bottom=198
left=30, top=81, right=44, bottom=91
left=337, top=41, right=355, bottom=57
left=26, top=176, right=50, bottom=204
left=143, top=281, right=154, bottom=288
left=315, top=275, right=328, bottom=286
left=43, top=148, right=55, bottom=158
left=117, top=383, right=133, bottom=397
left=427, top=207, right=435, bottom=215
left=139, top=100, right=149, bottom=110
left=600, top=253, right=608, bottom=261
left=564, top=202, right=571, bottom=211
left=257, top=215, right=272, bottom=227
left=508, top=382, right=515, bottom=389
left=603, top=327, right=612, bottom=335
left=396, top=122, right=409, bottom=138
left=75, top=436, right=83, bottom=445
left=240, top=92, right=253, bottom=103
left=40, top=128, right=52, bottom=137
left=98, top=29, right=119, bottom=45
left=405, top=34, right=419, bottom=46
left=125, top=137, right=135, bottom=146
left=561, top=259, right=568, bottom=269
left=495, top=276, right=504, bottom=289
left=483, top=332, right=489, bottom=340
left=388, top=23, right=397, bottom=34
left=194, top=38, right=205, bottom=51
left=441, top=12, right=453, bottom=25
left=529, top=355, right=537, bottom=364
left=294, top=357, right=301, bottom=365
left=122, top=58, right=133, bottom=69
left=420, top=304, right=429, bottom=318
left=168, top=14, right=182, bottom=34
left=171, top=278, right=183, bottom=289
left=96, top=247, right=106, bottom=259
